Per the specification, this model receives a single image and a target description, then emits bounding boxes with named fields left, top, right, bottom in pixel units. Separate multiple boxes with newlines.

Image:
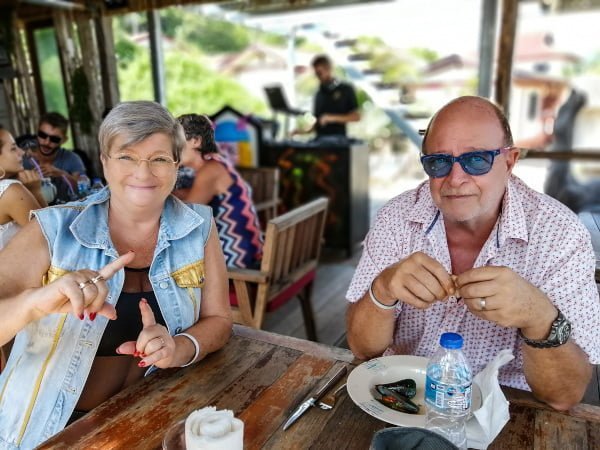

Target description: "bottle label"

left=425, top=375, right=472, bottom=411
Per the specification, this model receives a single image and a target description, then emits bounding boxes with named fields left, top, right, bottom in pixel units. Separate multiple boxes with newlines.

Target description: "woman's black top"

left=96, top=267, right=167, bottom=357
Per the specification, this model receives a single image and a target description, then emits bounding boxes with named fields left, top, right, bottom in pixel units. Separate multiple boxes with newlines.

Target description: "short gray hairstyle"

left=99, top=101, right=185, bottom=161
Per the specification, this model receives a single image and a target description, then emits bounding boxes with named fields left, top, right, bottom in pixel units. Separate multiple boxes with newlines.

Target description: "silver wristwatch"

left=518, top=309, right=571, bottom=349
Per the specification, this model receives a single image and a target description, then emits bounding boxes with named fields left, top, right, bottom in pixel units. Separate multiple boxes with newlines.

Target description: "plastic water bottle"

left=425, top=332, right=472, bottom=450
left=77, top=174, right=91, bottom=198
left=89, top=178, right=104, bottom=195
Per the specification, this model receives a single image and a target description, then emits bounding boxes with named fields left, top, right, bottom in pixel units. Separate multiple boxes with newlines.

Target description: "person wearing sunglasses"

left=346, top=96, right=599, bottom=412
left=0, top=101, right=232, bottom=448
left=23, top=112, right=87, bottom=203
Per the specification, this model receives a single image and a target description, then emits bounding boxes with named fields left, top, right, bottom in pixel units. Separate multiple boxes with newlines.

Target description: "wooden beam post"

left=495, top=0, right=518, bottom=116
left=75, top=11, right=104, bottom=177
left=94, top=14, right=120, bottom=111
left=478, top=0, right=498, bottom=99
left=147, top=9, right=166, bottom=106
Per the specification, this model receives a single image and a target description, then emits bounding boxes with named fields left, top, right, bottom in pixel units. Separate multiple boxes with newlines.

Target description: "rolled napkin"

left=466, top=349, right=515, bottom=449
left=185, top=406, right=244, bottom=450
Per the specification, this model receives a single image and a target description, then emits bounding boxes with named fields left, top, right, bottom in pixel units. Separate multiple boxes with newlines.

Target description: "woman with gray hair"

left=0, top=101, right=232, bottom=449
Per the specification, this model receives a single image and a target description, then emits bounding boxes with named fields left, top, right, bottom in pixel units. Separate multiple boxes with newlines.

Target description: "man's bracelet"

left=175, top=333, right=201, bottom=367
left=368, top=280, right=399, bottom=310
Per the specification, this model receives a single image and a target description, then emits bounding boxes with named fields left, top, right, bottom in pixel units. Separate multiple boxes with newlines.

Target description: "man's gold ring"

left=78, top=279, right=93, bottom=290
left=90, top=275, right=105, bottom=284
left=479, top=297, right=487, bottom=311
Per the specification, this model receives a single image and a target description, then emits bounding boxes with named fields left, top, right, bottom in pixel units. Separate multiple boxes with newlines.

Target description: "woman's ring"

left=479, top=297, right=487, bottom=311
left=78, top=279, right=93, bottom=290
left=90, top=275, right=105, bottom=284
left=157, top=336, right=166, bottom=348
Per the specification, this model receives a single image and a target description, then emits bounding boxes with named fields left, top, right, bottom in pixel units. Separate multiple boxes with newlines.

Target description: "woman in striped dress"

left=175, top=114, right=263, bottom=269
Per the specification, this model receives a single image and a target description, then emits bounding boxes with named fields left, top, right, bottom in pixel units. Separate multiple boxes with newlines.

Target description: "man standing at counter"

left=310, top=54, right=360, bottom=138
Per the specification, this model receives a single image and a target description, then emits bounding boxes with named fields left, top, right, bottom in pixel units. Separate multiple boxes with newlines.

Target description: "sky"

left=230, top=0, right=600, bottom=60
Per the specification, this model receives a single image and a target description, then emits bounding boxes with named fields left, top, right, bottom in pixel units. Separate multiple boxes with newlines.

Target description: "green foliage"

left=176, top=14, right=250, bottom=54
left=409, top=47, right=438, bottom=63
left=352, top=36, right=437, bottom=84
left=117, top=42, right=268, bottom=116
left=118, top=48, right=153, bottom=101
left=34, top=28, right=68, bottom=116
left=114, top=36, right=141, bottom=69
left=160, top=7, right=185, bottom=38
left=580, top=52, right=600, bottom=75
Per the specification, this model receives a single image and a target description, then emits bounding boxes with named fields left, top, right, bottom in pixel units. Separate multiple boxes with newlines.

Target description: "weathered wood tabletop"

left=39, top=325, right=600, bottom=449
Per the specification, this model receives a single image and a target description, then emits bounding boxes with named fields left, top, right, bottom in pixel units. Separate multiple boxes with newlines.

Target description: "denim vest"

left=0, top=188, right=212, bottom=450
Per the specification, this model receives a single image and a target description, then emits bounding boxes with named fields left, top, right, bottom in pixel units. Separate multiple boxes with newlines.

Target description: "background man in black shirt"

left=310, top=54, right=360, bottom=137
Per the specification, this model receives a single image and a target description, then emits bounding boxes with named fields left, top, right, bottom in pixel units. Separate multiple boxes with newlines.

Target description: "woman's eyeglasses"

left=420, top=146, right=512, bottom=178
left=105, top=153, right=178, bottom=177
left=37, top=130, right=62, bottom=144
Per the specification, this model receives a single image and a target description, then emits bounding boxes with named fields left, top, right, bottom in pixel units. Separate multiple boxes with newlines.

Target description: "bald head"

left=422, top=96, right=513, bottom=153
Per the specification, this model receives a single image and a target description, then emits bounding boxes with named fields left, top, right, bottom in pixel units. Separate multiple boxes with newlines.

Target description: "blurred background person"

left=0, top=126, right=46, bottom=370
left=24, top=112, right=87, bottom=203
left=0, top=126, right=46, bottom=250
left=175, top=113, right=263, bottom=269
left=296, top=54, right=361, bottom=139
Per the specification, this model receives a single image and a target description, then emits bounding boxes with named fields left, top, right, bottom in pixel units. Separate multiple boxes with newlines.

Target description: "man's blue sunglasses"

left=420, top=146, right=512, bottom=178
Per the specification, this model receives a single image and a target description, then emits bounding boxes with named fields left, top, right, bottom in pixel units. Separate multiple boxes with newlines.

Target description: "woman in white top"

left=0, top=127, right=47, bottom=370
left=0, top=127, right=47, bottom=249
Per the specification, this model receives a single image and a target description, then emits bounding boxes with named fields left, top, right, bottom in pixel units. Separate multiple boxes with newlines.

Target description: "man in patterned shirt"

left=346, top=96, right=600, bottom=410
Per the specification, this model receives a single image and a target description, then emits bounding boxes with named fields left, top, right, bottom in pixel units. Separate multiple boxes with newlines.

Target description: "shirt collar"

left=406, top=176, right=529, bottom=245
left=497, top=175, right=529, bottom=246
left=71, top=188, right=206, bottom=249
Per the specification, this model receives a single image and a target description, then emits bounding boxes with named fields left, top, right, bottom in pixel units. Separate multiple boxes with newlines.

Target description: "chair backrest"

left=261, top=197, right=329, bottom=296
left=237, top=166, right=280, bottom=224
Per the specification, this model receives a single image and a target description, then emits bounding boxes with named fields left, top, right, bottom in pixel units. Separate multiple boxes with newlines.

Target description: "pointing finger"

left=139, top=298, right=156, bottom=328
left=98, top=251, right=135, bottom=280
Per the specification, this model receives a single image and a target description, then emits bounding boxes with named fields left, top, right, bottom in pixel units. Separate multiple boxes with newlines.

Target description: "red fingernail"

left=78, top=314, right=84, bottom=320
left=138, top=361, right=146, bottom=368
left=141, top=298, right=148, bottom=305
left=89, top=312, right=97, bottom=321
left=133, top=351, right=140, bottom=357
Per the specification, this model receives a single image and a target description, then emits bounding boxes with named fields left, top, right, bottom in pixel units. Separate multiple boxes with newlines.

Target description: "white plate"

left=347, top=355, right=481, bottom=428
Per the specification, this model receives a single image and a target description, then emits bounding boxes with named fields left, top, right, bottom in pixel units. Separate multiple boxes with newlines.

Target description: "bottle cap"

left=439, top=332, right=463, bottom=349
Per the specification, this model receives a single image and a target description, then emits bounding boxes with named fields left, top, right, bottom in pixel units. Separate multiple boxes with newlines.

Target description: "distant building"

left=415, top=32, right=579, bottom=149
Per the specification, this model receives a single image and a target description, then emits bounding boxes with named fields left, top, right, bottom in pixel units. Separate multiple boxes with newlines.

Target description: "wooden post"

left=147, top=9, right=166, bottom=106
left=75, top=11, right=104, bottom=177
left=478, top=0, right=498, bottom=99
left=3, top=11, right=39, bottom=134
left=94, top=14, right=119, bottom=111
left=495, top=0, right=518, bottom=116
left=54, top=9, right=102, bottom=177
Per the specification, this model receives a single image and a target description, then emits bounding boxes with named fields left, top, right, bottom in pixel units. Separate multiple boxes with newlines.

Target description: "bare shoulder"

left=1, top=180, right=30, bottom=199
left=0, top=218, right=49, bottom=292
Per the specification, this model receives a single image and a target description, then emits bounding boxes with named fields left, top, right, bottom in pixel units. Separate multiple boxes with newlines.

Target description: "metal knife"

left=282, top=365, right=347, bottom=431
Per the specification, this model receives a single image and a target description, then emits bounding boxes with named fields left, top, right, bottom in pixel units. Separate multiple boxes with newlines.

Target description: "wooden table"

left=39, top=326, right=600, bottom=449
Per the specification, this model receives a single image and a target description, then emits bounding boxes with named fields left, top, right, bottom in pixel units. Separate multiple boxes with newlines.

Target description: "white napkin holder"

left=185, top=406, right=244, bottom=450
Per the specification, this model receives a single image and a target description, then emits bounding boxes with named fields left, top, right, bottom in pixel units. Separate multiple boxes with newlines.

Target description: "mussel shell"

left=375, top=386, right=420, bottom=414
left=376, top=393, right=420, bottom=414
left=375, top=378, right=417, bottom=399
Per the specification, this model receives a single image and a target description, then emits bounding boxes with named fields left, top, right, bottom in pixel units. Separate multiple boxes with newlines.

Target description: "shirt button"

left=159, top=282, right=169, bottom=289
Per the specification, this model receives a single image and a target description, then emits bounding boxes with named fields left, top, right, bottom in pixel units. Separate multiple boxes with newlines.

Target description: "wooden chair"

left=237, top=166, right=280, bottom=226
left=228, top=197, right=329, bottom=341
